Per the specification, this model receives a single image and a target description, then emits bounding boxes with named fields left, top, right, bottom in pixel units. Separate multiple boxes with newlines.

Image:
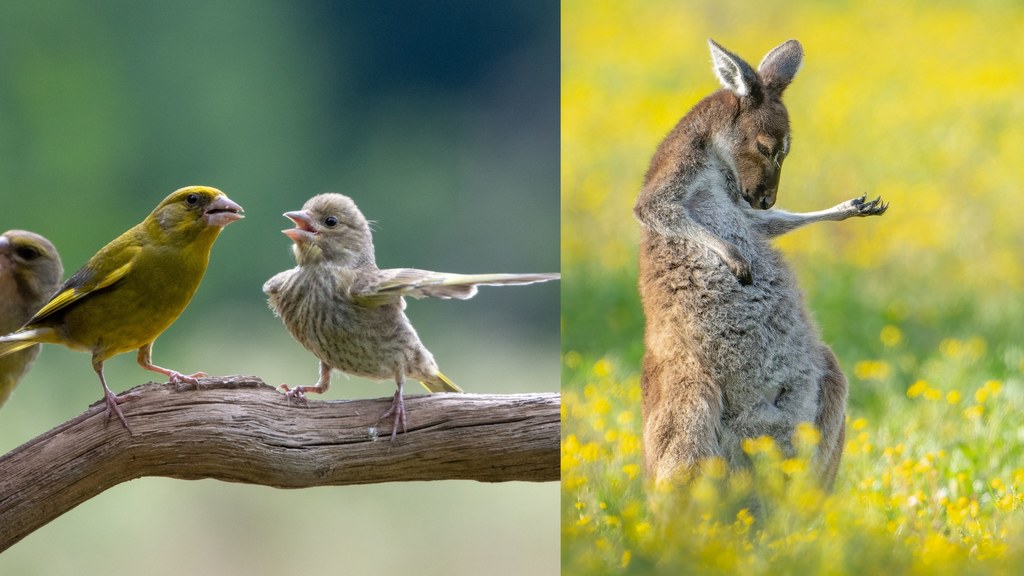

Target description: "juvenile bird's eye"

left=324, top=216, right=339, bottom=228
left=186, top=193, right=200, bottom=206
left=15, top=246, right=40, bottom=261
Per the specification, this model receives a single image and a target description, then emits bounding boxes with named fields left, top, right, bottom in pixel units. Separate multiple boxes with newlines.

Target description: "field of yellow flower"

left=562, top=1, right=1024, bottom=573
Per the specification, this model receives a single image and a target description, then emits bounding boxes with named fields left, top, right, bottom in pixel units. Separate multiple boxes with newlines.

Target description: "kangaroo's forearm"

left=746, top=207, right=847, bottom=237
left=746, top=196, right=888, bottom=238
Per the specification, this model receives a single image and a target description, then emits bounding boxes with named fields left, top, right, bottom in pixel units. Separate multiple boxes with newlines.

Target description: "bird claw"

left=280, top=384, right=310, bottom=405
left=102, top=389, right=133, bottom=434
left=169, top=370, right=208, bottom=390
left=375, top=392, right=408, bottom=444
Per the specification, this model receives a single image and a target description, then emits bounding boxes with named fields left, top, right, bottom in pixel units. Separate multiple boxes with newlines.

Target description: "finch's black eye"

left=323, top=216, right=339, bottom=228
left=15, top=246, right=40, bottom=261
left=186, top=193, right=200, bottom=206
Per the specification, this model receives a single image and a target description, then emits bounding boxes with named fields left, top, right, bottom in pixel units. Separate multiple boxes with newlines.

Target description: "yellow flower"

left=963, top=404, right=985, bottom=420
left=880, top=324, right=903, bottom=347
left=702, top=456, right=728, bottom=479
left=736, top=508, right=754, bottom=526
left=946, top=390, right=961, bottom=405
left=622, top=464, right=640, bottom=480
left=781, top=458, right=808, bottom=475
left=617, top=432, right=642, bottom=456
left=854, top=360, right=892, bottom=381
left=592, top=358, right=614, bottom=378
left=975, top=387, right=989, bottom=403
left=579, top=442, right=602, bottom=462
left=907, top=380, right=929, bottom=398
left=564, top=475, right=588, bottom=490
left=742, top=436, right=777, bottom=456
left=795, top=422, right=821, bottom=447
left=939, top=338, right=963, bottom=359
left=733, top=508, right=755, bottom=534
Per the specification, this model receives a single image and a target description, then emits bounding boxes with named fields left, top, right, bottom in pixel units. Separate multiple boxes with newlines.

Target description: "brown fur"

left=634, top=39, right=886, bottom=488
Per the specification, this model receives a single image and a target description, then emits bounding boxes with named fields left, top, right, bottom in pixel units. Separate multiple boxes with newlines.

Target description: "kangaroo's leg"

left=747, top=195, right=888, bottom=238
left=642, top=354, right=723, bottom=484
left=815, top=346, right=848, bottom=491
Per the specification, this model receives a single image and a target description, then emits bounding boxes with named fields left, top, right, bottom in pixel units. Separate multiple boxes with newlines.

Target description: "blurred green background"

left=0, top=1, right=558, bottom=574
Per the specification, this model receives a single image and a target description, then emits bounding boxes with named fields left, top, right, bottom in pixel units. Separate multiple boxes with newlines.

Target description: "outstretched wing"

left=351, top=269, right=559, bottom=308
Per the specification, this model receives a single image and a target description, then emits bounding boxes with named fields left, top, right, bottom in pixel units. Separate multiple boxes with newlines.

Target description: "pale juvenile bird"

left=0, top=187, right=243, bottom=430
left=0, top=230, right=63, bottom=407
left=264, top=193, right=559, bottom=442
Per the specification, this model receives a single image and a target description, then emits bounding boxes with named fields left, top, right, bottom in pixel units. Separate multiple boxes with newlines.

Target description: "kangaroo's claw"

left=849, top=195, right=888, bottom=217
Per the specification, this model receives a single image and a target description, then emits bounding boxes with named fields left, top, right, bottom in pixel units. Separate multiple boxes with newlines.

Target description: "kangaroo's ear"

left=758, top=39, right=803, bottom=97
left=708, top=39, right=761, bottom=100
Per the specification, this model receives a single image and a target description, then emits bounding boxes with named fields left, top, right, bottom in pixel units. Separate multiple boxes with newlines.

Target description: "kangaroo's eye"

left=324, top=216, right=339, bottom=228
left=756, top=143, right=772, bottom=157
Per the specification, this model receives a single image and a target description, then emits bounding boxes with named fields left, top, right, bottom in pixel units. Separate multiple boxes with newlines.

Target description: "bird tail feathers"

left=420, top=371, right=463, bottom=393
left=0, top=329, right=50, bottom=358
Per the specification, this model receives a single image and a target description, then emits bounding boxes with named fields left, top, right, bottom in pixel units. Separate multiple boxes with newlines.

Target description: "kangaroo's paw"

left=847, top=195, right=889, bottom=217
left=723, top=249, right=753, bottom=286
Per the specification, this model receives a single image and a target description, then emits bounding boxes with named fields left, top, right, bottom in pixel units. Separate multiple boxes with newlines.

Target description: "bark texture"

left=0, top=376, right=559, bottom=551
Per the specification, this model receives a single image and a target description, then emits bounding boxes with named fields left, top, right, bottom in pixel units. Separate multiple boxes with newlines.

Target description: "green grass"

left=561, top=262, right=1024, bottom=574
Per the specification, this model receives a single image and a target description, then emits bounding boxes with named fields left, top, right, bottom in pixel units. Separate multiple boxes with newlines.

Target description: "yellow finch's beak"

left=205, top=196, right=245, bottom=227
left=283, top=210, right=317, bottom=244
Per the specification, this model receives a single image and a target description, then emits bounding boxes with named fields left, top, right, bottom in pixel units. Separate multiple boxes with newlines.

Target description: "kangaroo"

left=635, top=39, right=886, bottom=490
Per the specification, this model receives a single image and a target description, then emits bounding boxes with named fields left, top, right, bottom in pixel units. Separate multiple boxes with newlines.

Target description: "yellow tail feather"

left=0, top=338, right=39, bottom=358
left=0, top=328, right=55, bottom=358
left=420, top=371, right=463, bottom=393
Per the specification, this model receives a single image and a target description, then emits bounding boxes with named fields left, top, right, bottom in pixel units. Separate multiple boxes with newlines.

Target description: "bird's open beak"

left=205, top=196, right=245, bottom=227
left=283, top=210, right=317, bottom=244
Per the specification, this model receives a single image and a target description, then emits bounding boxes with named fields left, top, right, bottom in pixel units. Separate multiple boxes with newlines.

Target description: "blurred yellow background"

left=562, top=0, right=1024, bottom=572
left=564, top=0, right=1024, bottom=295
left=0, top=2, right=559, bottom=574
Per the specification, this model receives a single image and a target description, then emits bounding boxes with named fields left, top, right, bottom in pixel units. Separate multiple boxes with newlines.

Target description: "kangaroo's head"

left=707, top=39, right=802, bottom=210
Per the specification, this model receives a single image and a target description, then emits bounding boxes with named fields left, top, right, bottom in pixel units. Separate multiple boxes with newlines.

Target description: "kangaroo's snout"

left=744, top=183, right=777, bottom=210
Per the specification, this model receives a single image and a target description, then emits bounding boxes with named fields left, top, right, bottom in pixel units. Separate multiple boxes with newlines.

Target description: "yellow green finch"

left=263, top=192, right=559, bottom=442
left=0, top=230, right=63, bottom=407
left=0, top=186, right=243, bottom=429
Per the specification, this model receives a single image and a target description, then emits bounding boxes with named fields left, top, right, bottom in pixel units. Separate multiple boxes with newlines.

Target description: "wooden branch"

left=0, top=376, right=559, bottom=552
